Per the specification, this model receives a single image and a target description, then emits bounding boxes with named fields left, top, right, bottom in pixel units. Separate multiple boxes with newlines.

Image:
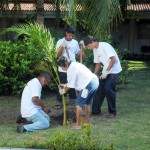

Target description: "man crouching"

left=17, top=72, right=51, bottom=133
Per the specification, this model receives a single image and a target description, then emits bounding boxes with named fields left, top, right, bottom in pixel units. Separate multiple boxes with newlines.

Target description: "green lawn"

left=0, top=61, right=150, bottom=150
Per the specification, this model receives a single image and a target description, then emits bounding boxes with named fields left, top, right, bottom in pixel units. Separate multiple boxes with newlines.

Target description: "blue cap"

left=66, top=26, right=76, bottom=34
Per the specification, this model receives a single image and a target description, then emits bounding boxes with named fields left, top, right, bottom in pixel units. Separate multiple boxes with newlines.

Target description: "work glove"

left=58, top=84, right=67, bottom=95
left=79, top=40, right=85, bottom=48
left=100, top=70, right=109, bottom=79
left=61, top=41, right=67, bottom=48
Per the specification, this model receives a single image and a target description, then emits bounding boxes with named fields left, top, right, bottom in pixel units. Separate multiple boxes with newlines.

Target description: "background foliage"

left=0, top=23, right=131, bottom=95
left=0, top=39, right=45, bottom=95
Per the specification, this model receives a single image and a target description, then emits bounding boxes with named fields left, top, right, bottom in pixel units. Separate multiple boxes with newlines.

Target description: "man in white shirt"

left=55, top=26, right=83, bottom=108
left=57, top=56, right=99, bottom=129
left=83, top=36, right=122, bottom=118
left=17, top=72, right=51, bottom=133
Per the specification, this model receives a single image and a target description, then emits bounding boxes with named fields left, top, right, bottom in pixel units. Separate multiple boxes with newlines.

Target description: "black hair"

left=83, top=36, right=98, bottom=46
left=39, top=72, right=51, bottom=80
left=57, top=56, right=72, bottom=67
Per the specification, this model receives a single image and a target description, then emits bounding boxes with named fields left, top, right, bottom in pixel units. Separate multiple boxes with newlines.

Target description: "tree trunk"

left=55, top=0, right=61, bottom=29
left=36, top=0, right=44, bottom=26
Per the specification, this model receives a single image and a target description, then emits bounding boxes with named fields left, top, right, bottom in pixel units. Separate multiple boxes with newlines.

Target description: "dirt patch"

left=15, top=105, right=76, bottom=126
left=49, top=105, right=76, bottom=125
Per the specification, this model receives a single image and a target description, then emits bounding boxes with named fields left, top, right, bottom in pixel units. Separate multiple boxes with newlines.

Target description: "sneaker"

left=17, top=125, right=27, bottom=133
left=55, top=104, right=62, bottom=109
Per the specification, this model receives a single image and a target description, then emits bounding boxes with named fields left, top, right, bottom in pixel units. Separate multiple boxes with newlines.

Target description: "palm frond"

left=56, top=0, right=78, bottom=26
left=80, top=0, right=122, bottom=39
left=34, top=60, right=60, bottom=85
left=2, top=22, right=59, bottom=84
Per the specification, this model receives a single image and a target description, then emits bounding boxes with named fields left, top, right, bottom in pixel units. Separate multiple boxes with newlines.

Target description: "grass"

left=0, top=61, right=150, bottom=150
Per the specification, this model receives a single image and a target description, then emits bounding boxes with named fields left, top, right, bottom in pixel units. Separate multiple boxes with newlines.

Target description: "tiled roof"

left=6, top=3, right=82, bottom=12
left=127, top=3, right=150, bottom=12
left=4, top=3, right=150, bottom=12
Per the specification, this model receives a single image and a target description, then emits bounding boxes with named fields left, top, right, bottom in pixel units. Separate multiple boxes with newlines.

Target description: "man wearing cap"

left=55, top=26, right=83, bottom=108
left=83, top=36, right=122, bottom=118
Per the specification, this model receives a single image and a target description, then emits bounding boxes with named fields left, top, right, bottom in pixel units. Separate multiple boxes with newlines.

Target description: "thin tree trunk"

left=36, top=0, right=44, bottom=26
left=55, top=0, right=61, bottom=29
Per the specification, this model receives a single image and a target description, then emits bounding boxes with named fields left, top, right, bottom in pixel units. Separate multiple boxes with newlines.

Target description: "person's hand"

left=43, top=107, right=50, bottom=113
left=59, top=88, right=66, bottom=95
left=58, top=84, right=67, bottom=95
left=61, top=41, right=67, bottom=48
left=58, top=84, right=67, bottom=89
left=100, top=70, right=109, bottom=79
left=79, top=40, right=85, bottom=48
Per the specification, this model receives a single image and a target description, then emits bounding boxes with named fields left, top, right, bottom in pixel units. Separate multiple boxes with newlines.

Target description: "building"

left=113, top=3, right=150, bottom=59
left=0, top=2, right=150, bottom=59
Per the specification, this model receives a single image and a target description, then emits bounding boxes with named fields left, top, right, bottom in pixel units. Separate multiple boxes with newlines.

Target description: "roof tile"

left=127, top=3, right=150, bottom=12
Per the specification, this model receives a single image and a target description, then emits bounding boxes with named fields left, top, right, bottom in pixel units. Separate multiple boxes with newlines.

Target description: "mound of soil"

left=16, top=105, right=76, bottom=126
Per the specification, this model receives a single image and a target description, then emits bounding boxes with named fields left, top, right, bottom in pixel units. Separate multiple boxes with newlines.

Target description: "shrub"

left=0, top=39, right=45, bottom=95
left=24, top=125, right=114, bottom=150
left=116, top=48, right=132, bottom=84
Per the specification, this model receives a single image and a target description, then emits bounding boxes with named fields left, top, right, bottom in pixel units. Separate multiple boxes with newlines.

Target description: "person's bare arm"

left=56, top=46, right=64, bottom=57
left=94, top=63, right=101, bottom=76
left=106, top=56, right=116, bottom=71
left=56, top=41, right=67, bottom=57
left=32, top=96, right=49, bottom=113
left=99, top=56, right=116, bottom=79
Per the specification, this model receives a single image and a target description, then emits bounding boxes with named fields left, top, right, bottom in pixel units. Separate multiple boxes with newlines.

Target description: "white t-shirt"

left=56, top=37, right=80, bottom=72
left=93, top=42, right=122, bottom=74
left=67, top=62, right=97, bottom=91
left=21, top=78, right=42, bottom=117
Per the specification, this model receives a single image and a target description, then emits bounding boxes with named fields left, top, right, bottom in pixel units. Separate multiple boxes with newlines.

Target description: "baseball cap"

left=66, top=26, right=76, bottom=34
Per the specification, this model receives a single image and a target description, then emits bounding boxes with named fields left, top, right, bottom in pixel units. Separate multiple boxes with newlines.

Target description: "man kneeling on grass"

left=57, top=56, right=99, bottom=129
left=17, top=72, right=51, bottom=133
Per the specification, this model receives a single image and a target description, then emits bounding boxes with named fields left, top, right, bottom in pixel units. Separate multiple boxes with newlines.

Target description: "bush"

left=24, top=125, right=114, bottom=150
left=0, top=39, right=45, bottom=95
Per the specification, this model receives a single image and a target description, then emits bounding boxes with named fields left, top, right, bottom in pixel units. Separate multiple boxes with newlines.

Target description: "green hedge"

left=0, top=39, right=45, bottom=95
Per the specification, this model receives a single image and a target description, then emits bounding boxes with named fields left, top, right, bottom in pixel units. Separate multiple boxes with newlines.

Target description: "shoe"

left=55, top=104, right=62, bottom=109
left=70, top=125, right=82, bottom=130
left=17, top=125, right=27, bottom=133
left=106, top=113, right=116, bottom=118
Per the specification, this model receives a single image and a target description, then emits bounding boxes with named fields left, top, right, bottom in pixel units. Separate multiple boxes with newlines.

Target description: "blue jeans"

left=23, top=110, right=50, bottom=132
left=92, top=74, right=118, bottom=115
left=76, top=78, right=99, bottom=107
